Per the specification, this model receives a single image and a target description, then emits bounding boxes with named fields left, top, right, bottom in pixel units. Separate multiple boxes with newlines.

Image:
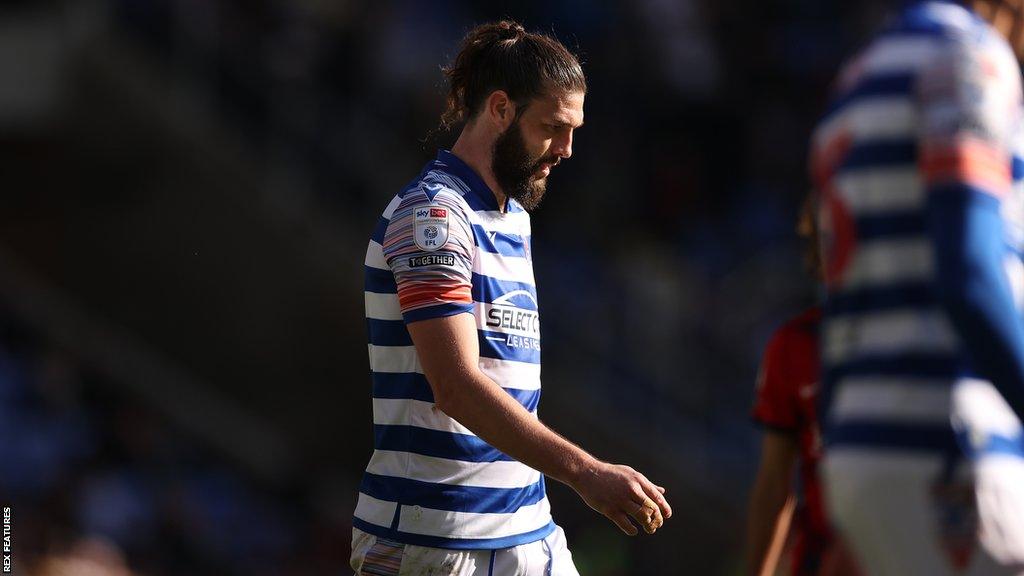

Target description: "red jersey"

left=752, top=307, right=830, bottom=575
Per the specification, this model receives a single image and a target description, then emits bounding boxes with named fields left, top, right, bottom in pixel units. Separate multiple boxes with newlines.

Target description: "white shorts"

left=824, top=450, right=1024, bottom=576
left=350, top=525, right=580, bottom=576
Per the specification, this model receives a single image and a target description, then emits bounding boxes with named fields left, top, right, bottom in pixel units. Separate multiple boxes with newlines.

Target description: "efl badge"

left=414, top=206, right=449, bottom=251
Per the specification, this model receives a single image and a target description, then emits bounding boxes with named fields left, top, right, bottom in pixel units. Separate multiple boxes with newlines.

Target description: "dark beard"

left=491, top=122, right=552, bottom=212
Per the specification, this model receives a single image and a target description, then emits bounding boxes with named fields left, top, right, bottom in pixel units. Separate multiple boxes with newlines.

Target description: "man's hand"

left=409, top=313, right=673, bottom=536
left=571, top=461, right=672, bottom=535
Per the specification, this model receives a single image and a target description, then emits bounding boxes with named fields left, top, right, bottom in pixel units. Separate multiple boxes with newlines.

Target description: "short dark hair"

left=440, top=20, right=586, bottom=130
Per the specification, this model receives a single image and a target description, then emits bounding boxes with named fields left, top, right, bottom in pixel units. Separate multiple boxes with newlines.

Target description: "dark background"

left=1, top=0, right=893, bottom=574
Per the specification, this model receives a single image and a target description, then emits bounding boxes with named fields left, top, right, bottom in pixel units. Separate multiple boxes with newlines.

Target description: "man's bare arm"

left=408, top=312, right=672, bottom=535
left=744, top=430, right=799, bottom=575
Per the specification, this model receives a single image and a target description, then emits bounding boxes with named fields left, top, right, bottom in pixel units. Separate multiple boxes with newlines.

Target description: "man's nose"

left=552, top=131, right=573, bottom=160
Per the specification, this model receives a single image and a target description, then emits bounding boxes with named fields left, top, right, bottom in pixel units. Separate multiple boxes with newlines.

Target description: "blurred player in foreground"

left=745, top=201, right=860, bottom=576
left=353, top=20, right=671, bottom=575
left=814, top=0, right=1024, bottom=573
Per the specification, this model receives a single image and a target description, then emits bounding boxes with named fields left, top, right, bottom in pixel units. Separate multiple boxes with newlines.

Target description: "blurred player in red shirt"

left=744, top=201, right=859, bottom=576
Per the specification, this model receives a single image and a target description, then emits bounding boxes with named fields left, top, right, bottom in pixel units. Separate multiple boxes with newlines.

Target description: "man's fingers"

left=643, top=480, right=673, bottom=519
left=632, top=471, right=672, bottom=521
left=628, top=498, right=662, bottom=534
left=583, top=465, right=670, bottom=536
left=645, top=501, right=664, bottom=531
left=609, top=511, right=638, bottom=536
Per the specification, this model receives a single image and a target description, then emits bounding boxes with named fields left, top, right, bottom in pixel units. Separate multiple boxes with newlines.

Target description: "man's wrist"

left=563, top=451, right=602, bottom=489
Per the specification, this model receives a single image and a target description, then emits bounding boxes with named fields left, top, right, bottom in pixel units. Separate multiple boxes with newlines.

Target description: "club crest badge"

left=413, top=206, right=450, bottom=251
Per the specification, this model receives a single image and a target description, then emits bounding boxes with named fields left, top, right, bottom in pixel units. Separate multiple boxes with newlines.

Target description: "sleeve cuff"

left=402, top=302, right=475, bottom=324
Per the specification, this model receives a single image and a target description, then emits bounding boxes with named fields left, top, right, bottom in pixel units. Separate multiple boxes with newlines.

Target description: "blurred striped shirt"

left=813, top=1, right=1024, bottom=458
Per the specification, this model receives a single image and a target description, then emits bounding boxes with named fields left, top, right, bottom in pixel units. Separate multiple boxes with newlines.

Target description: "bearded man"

left=353, top=20, right=671, bottom=576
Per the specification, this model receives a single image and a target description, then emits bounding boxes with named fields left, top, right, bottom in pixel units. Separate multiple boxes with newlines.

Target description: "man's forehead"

left=530, top=91, right=585, bottom=126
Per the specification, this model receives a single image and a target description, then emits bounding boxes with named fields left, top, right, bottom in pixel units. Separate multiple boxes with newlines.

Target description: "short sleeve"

left=382, top=186, right=475, bottom=323
left=918, top=32, right=1022, bottom=198
left=752, top=328, right=799, bottom=431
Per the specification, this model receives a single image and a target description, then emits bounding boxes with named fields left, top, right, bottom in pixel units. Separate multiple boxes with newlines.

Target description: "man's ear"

left=484, top=90, right=516, bottom=132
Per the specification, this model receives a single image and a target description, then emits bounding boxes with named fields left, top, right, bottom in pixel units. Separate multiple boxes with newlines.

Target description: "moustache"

left=532, top=156, right=560, bottom=171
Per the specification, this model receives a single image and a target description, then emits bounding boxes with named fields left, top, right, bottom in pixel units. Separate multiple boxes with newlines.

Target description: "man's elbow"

left=427, top=372, right=465, bottom=417
left=432, top=388, right=457, bottom=416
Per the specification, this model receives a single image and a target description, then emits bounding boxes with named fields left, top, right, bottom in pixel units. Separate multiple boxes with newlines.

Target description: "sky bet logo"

left=415, top=207, right=447, bottom=219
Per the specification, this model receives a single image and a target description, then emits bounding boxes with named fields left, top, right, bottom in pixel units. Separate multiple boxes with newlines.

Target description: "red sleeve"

left=752, top=327, right=799, bottom=431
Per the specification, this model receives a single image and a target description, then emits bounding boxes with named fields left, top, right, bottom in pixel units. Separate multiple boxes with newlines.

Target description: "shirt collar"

left=435, top=150, right=501, bottom=211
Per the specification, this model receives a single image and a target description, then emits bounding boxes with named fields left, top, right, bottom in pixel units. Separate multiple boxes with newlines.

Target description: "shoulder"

left=823, top=3, right=992, bottom=112
left=389, top=172, right=477, bottom=235
left=397, top=172, right=471, bottom=212
left=757, top=308, right=821, bottom=405
left=892, top=2, right=1017, bottom=72
left=756, top=313, right=810, bottom=411
left=888, top=2, right=988, bottom=39
left=775, top=305, right=820, bottom=339
left=907, top=5, right=1022, bottom=143
left=766, top=307, right=820, bottom=360
left=790, top=306, right=822, bottom=332
left=383, top=171, right=479, bottom=256
left=856, top=2, right=1013, bottom=72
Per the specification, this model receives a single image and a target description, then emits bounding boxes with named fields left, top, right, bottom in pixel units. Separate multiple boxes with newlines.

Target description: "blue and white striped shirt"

left=814, top=1, right=1024, bottom=458
left=356, top=150, right=555, bottom=548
